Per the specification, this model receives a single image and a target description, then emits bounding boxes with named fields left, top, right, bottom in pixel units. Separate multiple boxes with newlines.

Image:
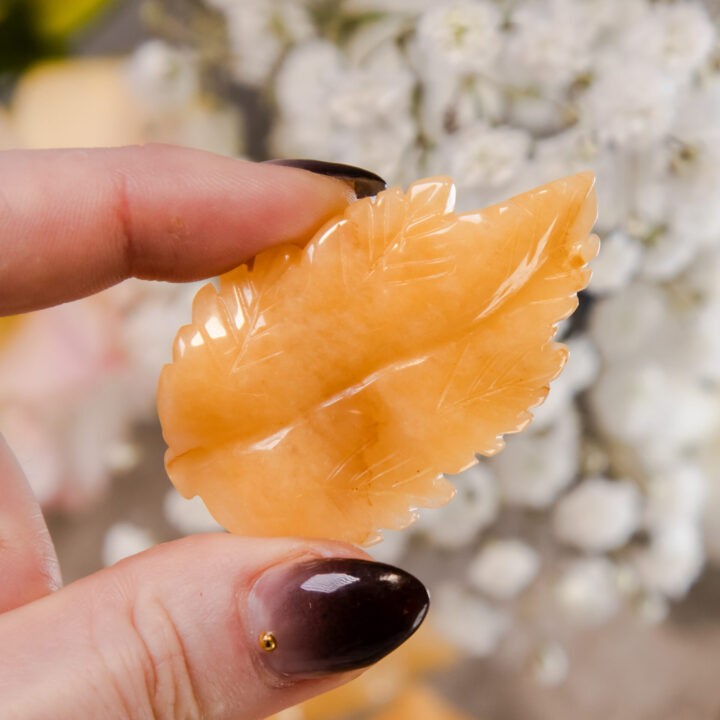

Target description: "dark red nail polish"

left=264, top=159, right=387, bottom=198
left=247, top=558, right=429, bottom=678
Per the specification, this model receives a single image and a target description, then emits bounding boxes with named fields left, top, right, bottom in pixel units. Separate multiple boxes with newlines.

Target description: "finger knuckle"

left=128, top=590, right=203, bottom=720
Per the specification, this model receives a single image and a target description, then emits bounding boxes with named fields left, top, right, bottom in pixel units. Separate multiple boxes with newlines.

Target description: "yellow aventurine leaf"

left=158, top=174, right=598, bottom=545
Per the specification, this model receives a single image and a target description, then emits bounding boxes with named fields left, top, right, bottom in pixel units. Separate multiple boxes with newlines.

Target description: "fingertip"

left=0, top=145, right=363, bottom=313
left=0, top=533, right=424, bottom=720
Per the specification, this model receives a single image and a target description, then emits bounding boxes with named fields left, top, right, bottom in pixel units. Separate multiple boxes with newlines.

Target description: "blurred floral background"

left=2, top=0, right=720, bottom=717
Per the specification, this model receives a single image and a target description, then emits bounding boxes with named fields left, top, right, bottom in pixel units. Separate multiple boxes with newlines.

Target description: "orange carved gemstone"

left=157, top=174, right=598, bottom=545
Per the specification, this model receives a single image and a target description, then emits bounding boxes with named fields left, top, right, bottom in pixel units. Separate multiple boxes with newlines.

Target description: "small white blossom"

left=505, top=91, right=567, bottom=137
left=581, top=59, right=676, bottom=149
left=163, top=491, right=223, bottom=536
left=633, top=523, right=705, bottom=598
left=618, top=2, right=715, bottom=81
left=467, top=539, right=540, bottom=600
left=274, top=41, right=342, bottom=118
left=531, top=642, right=569, bottom=687
left=102, top=522, right=155, bottom=566
left=589, top=283, right=666, bottom=362
left=415, top=1, right=502, bottom=75
left=639, top=227, right=701, bottom=281
left=666, top=143, right=720, bottom=250
left=553, top=478, right=641, bottom=552
left=593, top=361, right=720, bottom=468
left=126, top=40, right=199, bottom=112
left=532, top=335, right=600, bottom=429
left=221, top=1, right=314, bottom=86
left=588, top=230, right=642, bottom=295
left=272, top=40, right=415, bottom=181
left=644, top=463, right=707, bottom=530
left=502, top=0, right=598, bottom=92
left=437, top=123, right=532, bottom=195
left=416, top=464, right=498, bottom=549
left=531, top=129, right=629, bottom=233
left=494, top=410, right=580, bottom=509
left=555, top=557, right=621, bottom=625
left=433, top=583, right=509, bottom=656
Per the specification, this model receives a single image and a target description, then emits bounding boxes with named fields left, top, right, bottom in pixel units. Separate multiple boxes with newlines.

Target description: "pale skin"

left=0, top=144, right=371, bottom=720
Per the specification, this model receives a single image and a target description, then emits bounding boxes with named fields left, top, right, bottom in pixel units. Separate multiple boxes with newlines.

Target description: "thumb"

left=0, top=534, right=429, bottom=720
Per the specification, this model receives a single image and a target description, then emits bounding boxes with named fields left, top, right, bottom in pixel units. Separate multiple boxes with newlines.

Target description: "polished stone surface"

left=158, top=174, right=598, bottom=544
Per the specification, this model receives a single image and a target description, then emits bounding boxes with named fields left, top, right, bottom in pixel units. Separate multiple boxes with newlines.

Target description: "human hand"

left=0, top=145, right=429, bottom=720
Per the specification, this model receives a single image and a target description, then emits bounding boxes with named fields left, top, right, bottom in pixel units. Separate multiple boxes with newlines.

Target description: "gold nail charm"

left=259, top=631, right=277, bottom=652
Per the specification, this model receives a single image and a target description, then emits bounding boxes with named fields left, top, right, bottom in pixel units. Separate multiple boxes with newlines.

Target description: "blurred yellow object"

left=7, top=57, right=242, bottom=155
left=10, top=58, right=145, bottom=148
left=0, top=315, right=25, bottom=348
left=269, top=623, right=458, bottom=720
left=368, top=685, right=475, bottom=720
left=30, top=0, right=113, bottom=39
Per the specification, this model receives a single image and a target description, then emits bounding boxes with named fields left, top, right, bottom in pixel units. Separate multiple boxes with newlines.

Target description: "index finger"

left=0, top=145, right=380, bottom=315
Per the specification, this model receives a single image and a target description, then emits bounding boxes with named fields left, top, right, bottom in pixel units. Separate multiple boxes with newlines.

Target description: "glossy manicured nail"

left=265, top=159, right=387, bottom=198
left=247, top=558, right=429, bottom=678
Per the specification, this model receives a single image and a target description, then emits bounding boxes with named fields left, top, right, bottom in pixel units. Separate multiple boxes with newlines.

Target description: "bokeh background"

left=2, top=1, right=720, bottom=718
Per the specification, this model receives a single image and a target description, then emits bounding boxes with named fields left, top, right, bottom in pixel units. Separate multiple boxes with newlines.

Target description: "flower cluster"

left=199, top=0, right=720, bottom=672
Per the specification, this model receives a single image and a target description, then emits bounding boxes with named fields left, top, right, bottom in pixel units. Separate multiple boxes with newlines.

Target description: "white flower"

left=531, top=642, right=569, bottom=687
left=433, top=583, right=509, bottom=656
left=494, top=410, right=580, bottom=509
left=644, top=463, right=707, bottom=530
left=555, top=557, right=621, bottom=625
left=589, top=283, right=666, bottom=362
left=221, top=1, right=314, bottom=86
left=420, top=71, right=505, bottom=144
left=618, top=2, right=715, bottom=81
left=580, top=59, right=676, bottom=149
left=638, top=227, right=701, bottom=281
left=126, top=40, right=199, bottom=112
left=531, top=129, right=629, bottom=233
left=416, top=464, right=498, bottom=549
left=436, top=123, right=532, bottom=196
left=588, top=230, right=642, bottom=295
left=553, top=478, right=641, bottom=552
left=665, top=142, right=720, bottom=250
left=633, top=523, right=704, bottom=598
left=102, top=522, right=155, bottom=566
left=672, top=76, right=720, bottom=147
left=415, top=1, right=502, bottom=75
left=346, top=0, right=435, bottom=10
left=505, top=91, right=567, bottom=137
left=566, top=0, right=650, bottom=32
left=589, top=271, right=720, bottom=379
left=467, top=539, right=540, bottom=600
left=502, top=0, right=598, bottom=92
left=163, top=492, right=223, bottom=536
left=120, top=280, right=203, bottom=410
left=592, top=361, right=720, bottom=468
left=532, top=335, right=600, bottom=429
left=274, top=41, right=342, bottom=119
left=272, top=40, right=416, bottom=181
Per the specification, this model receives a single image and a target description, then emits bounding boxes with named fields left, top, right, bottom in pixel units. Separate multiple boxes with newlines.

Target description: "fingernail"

left=247, top=558, right=429, bottom=678
left=265, top=159, right=387, bottom=199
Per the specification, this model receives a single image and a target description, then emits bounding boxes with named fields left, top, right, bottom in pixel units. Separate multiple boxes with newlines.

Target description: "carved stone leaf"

left=158, top=174, right=598, bottom=545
